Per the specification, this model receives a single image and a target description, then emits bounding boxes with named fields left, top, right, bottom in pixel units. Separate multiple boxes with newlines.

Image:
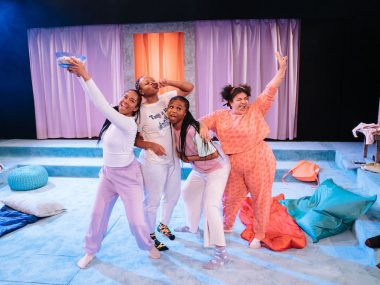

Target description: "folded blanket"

left=0, top=205, right=40, bottom=237
left=239, top=194, right=306, bottom=251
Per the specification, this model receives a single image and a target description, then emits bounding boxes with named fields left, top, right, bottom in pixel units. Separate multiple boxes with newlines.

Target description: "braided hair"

left=169, top=96, right=213, bottom=159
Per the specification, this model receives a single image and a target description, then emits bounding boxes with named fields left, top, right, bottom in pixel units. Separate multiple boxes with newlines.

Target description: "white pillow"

left=0, top=193, right=65, bottom=217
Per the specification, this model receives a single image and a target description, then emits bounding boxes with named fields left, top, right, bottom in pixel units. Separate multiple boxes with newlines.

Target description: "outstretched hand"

left=67, top=58, right=90, bottom=81
left=275, top=52, right=288, bottom=69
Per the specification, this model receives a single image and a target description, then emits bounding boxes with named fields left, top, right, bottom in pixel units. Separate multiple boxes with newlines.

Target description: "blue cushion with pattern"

left=7, top=166, right=48, bottom=191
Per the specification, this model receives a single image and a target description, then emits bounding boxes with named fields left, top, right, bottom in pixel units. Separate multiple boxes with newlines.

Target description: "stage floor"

left=0, top=139, right=379, bottom=285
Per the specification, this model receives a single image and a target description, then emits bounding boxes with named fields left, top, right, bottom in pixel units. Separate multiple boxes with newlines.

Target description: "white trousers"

left=182, top=159, right=230, bottom=247
left=141, top=159, right=181, bottom=233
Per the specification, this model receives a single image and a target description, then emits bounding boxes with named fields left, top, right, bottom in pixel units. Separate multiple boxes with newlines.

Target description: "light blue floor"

left=0, top=139, right=379, bottom=285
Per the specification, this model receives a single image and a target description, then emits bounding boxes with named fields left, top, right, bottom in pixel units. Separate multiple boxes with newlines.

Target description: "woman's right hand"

left=67, top=58, right=91, bottom=81
left=199, top=122, right=211, bottom=142
left=149, top=142, right=167, bottom=156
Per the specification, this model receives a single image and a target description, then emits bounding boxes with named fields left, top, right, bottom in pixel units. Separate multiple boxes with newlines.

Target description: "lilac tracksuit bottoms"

left=83, top=159, right=153, bottom=254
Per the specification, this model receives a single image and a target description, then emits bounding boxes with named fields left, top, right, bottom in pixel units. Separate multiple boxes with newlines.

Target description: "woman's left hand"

left=177, top=150, right=190, bottom=162
left=275, top=51, right=288, bottom=69
left=158, top=78, right=169, bottom=88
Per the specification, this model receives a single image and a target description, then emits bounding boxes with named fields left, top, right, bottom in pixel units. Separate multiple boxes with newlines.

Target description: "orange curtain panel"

left=134, top=32, right=184, bottom=94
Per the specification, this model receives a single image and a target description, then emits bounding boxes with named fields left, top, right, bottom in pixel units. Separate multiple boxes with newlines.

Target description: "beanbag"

left=239, top=194, right=307, bottom=251
left=7, top=165, right=48, bottom=191
left=280, top=179, right=377, bottom=242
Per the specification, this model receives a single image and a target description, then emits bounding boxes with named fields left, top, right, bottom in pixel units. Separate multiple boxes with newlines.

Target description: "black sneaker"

left=157, top=223, right=176, bottom=240
left=150, top=233, right=169, bottom=251
left=365, top=235, right=380, bottom=249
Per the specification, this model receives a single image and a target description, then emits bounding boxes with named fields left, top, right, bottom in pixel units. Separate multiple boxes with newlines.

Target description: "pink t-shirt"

left=173, top=126, right=222, bottom=173
left=201, top=86, right=278, bottom=155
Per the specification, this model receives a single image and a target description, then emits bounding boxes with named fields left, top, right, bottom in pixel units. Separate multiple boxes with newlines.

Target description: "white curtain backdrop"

left=195, top=19, right=300, bottom=140
left=28, top=25, right=124, bottom=139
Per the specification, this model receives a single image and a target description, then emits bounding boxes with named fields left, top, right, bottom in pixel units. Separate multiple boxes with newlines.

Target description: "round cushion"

left=7, top=165, right=49, bottom=191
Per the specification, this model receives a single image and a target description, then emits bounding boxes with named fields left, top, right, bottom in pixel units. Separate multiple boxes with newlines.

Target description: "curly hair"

left=221, top=84, right=251, bottom=108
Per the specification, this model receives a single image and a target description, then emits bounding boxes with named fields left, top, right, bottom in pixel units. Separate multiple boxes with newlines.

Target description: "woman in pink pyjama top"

left=200, top=52, right=288, bottom=249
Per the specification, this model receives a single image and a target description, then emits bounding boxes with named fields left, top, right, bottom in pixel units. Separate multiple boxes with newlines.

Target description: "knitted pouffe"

left=7, top=165, right=48, bottom=191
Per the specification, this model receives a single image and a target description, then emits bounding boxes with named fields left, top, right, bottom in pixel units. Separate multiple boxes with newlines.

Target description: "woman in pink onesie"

left=200, top=52, right=288, bottom=249
left=67, top=58, right=160, bottom=269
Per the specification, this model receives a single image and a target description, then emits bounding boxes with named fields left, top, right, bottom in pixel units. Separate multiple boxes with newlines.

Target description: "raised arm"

left=67, top=58, right=136, bottom=133
left=254, top=52, right=288, bottom=114
left=158, top=79, right=194, bottom=97
left=266, top=52, right=288, bottom=88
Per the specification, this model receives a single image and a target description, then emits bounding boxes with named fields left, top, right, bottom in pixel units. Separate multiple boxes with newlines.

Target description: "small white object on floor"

left=249, top=238, right=261, bottom=249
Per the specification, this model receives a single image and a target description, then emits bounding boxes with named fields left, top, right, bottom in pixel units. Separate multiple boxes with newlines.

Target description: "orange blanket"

left=239, top=194, right=306, bottom=251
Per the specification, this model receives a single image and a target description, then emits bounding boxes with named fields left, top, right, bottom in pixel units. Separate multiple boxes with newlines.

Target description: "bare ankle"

left=149, top=246, right=161, bottom=259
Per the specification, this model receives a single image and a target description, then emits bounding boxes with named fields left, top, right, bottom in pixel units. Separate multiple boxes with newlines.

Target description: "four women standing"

left=67, top=51, right=287, bottom=269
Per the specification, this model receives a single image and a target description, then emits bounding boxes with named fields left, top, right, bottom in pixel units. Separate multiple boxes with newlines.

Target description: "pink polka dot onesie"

left=201, top=85, right=278, bottom=240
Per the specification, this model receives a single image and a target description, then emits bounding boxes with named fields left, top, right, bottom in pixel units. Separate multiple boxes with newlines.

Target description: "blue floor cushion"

left=280, top=179, right=377, bottom=242
left=7, top=165, right=48, bottom=191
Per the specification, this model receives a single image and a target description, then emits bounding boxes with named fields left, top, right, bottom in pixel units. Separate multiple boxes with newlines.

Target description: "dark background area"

left=0, top=0, right=379, bottom=140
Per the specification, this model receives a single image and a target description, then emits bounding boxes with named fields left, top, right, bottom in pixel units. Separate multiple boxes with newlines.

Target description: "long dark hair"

left=97, top=89, right=142, bottom=144
left=169, top=96, right=213, bottom=159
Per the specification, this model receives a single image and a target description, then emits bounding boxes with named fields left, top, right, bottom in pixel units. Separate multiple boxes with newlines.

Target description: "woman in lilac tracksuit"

left=67, top=58, right=160, bottom=269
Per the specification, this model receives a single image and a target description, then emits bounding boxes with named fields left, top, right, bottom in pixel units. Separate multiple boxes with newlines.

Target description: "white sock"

left=202, top=246, right=229, bottom=270
left=249, top=238, right=261, bottom=249
left=77, top=254, right=94, bottom=269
